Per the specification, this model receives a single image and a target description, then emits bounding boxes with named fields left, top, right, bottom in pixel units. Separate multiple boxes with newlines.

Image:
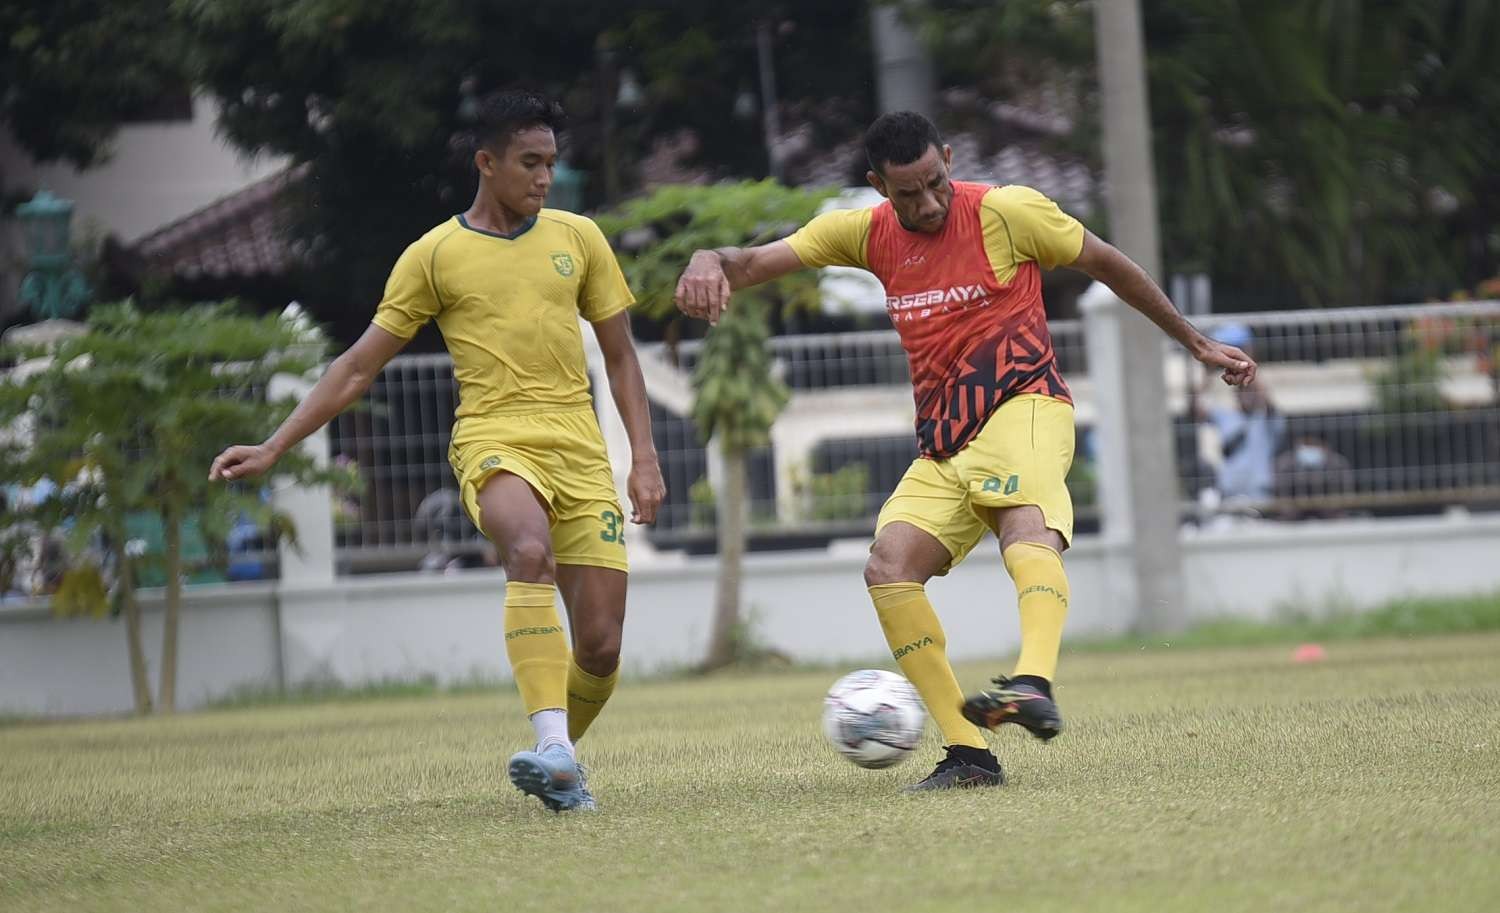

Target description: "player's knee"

left=864, top=548, right=905, bottom=587
left=574, top=629, right=621, bottom=676
left=502, top=537, right=556, bottom=583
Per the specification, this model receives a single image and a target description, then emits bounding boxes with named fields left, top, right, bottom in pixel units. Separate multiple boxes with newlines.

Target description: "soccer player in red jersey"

left=674, top=112, right=1255, bottom=790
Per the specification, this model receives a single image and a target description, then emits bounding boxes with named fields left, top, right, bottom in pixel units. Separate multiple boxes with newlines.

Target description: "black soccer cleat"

left=904, top=744, right=1005, bottom=792
left=961, top=676, right=1064, bottom=741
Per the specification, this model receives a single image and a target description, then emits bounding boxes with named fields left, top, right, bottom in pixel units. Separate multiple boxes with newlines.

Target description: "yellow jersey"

left=372, top=210, right=634, bottom=418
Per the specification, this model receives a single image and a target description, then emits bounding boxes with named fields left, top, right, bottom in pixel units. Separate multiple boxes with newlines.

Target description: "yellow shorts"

left=876, top=394, right=1076, bottom=573
left=448, top=405, right=628, bottom=572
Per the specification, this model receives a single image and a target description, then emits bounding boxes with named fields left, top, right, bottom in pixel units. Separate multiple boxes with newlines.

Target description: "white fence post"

left=1080, top=281, right=1185, bottom=632
left=268, top=372, right=335, bottom=586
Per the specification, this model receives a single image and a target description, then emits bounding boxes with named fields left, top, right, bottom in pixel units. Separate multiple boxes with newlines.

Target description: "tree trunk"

left=159, top=499, right=182, bottom=713
left=702, top=447, right=748, bottom=671
left=118, top=547, right=153, bottom=714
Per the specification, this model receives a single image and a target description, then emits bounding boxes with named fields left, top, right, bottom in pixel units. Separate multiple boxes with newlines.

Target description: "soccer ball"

left=821, top=669, right=926, bottom=769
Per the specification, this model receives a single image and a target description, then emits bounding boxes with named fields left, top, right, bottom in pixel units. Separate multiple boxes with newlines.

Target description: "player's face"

left=868, top=144, right=954, bottom=234
left=476, top=127, right=558, bottom=217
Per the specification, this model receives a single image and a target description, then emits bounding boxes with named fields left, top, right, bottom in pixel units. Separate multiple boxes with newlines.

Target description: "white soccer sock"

left=530, top=709, right=573, bottom=756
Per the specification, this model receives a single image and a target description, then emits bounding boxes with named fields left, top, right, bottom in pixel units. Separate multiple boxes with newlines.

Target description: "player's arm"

left=1068, top=232, right=1256, bottom=387
left=675, top=241, right=805, bottom=326
left=208, top=324, right=408, bottom=481
left=591, top=312, right=665, bottom=525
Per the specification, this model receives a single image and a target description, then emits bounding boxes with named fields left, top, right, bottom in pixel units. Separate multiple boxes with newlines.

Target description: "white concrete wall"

left=3, top=514, right=1498, bottom=717
left=0, top=583, right=280, bottom=717
left=0, top=96, right=288, bottom=243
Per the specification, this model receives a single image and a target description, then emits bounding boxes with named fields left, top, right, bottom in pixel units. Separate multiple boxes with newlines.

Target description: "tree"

left=687, top=298, right=789, bottom=669
left=597, top=181, right=832, bottom=669
left=903, top=0, right=1500, bottom=307
left=1, top=1, right=193, bottom=168
left=0, top=302, right=356, bottom=713
left=177, top=0, right=872, bottom=344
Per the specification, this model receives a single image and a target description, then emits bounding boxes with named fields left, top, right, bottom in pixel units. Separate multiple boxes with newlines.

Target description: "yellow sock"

left=869, top=583, right=987, bottom=749
left=1004, top=542, right=1071, bottom=682
left=567, top=660, right=618, bottom=743
left=503, top=581, right=569, bottom=715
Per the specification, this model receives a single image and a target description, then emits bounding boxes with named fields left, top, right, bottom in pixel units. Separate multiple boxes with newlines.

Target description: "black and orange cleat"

left=961, top=676, right=1064, bottom=741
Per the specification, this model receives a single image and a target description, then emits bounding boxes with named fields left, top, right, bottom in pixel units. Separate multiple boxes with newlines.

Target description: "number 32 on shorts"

left=599, top=509, right=625, bottom=543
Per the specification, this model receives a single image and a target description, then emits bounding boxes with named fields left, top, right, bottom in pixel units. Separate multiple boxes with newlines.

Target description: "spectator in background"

left=1274, top=435, right=1355, bottom=519
left=1197, top=323, right=1284, bottom=506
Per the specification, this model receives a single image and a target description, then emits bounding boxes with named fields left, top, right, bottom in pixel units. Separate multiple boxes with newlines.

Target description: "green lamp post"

left=549, top=161, right=588, bottom=213
left=16, top=190, right=90, bottom=320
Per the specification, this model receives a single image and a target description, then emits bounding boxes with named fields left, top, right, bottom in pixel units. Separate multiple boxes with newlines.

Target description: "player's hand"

left=209, top=444, right=278, bottom=482
left=1195, top=341, right=1257, bottom=387
left=627, top=458, right=666, bottom=525
left=674, top=251, right=733, bottom=326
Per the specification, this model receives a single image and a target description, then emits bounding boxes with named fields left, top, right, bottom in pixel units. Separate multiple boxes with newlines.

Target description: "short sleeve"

left=983, top=186, right=1084, bottom=269
left=577, top=218, right=634, bottom=323
left=371, top=241, right=441, bottom=339
left=783, top=208, right=872, bottom=270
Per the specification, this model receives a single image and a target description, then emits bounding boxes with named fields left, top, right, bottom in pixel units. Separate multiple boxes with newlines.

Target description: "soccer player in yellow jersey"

left=210, top=91, right=664, bottom=812
left=676, top=112, right=1255, bottom=790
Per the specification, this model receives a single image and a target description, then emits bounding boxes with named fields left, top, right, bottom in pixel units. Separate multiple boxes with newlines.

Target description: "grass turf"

left=2, top=633, right=1498, bottom=912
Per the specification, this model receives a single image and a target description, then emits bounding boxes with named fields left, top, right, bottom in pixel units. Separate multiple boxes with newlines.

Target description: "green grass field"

left=4, top=634, right=1499, bottom=912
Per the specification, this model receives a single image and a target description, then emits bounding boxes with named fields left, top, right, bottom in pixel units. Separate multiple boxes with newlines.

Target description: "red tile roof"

left=132, top=163, right=310, bottom=279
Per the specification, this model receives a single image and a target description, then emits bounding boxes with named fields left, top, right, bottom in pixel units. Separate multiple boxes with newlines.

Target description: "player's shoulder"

left=402, top=217, right=465, bottom=257
left=981, top=184, right=1056, bottom=212
left=810, top=204, right=875, bottom=231
left=538, top=208, right=603, bottom=243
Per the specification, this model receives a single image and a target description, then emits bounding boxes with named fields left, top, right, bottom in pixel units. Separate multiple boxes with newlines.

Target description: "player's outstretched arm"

left=674, top=241, right=805, bottom=326
left=1068, top=231, right=1257, bottom=387
left=208, top=323, right=409, bottom=481
left=592, top=311, right=665, bottom=525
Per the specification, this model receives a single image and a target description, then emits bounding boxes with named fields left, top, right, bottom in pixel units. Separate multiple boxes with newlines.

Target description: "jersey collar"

left=456, top=213, right=538, bottom=241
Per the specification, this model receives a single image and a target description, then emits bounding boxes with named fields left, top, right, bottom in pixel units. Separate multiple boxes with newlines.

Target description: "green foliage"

left=174, top=2, right=868, bottom=341
left=52, top=566, right=109, bottom=618
left=794, top=463, right=872, bottom=522
left=688, top=476, right=716, bottom=529
left=1066, top=456, right=1098, bottom=509
left=1370, top=348, right=1447, bottom=415
left=907, top=0, right=1500, bottom=307
left=599, top=181, right=832, bottom=456
left=690, top=298, right=789, bottom=455
left=1, top=0, right=192, bottom=166
left=0, top=520, right=33, bottom=598
left=596, top=180, right=836, bottom=319
left=0, top=301, right=358, bottom=609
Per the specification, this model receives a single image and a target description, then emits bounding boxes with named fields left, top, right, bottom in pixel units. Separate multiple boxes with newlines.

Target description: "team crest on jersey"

left=550, top=252, right=575, bottom=277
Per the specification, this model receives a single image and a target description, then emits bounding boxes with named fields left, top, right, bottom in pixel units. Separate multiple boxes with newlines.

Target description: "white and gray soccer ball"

left=822, top=669, right=926, bottom=769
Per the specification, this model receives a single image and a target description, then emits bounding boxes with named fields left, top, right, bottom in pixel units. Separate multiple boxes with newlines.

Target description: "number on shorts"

left=982, top=474, right=1021, bottom=495
left=600, top=509, right=624, bottom=543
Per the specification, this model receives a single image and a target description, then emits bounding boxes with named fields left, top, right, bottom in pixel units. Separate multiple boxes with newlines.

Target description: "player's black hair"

left=455, top=89, right=565, bottom=158
left=864, top=111, right=944, bottom=173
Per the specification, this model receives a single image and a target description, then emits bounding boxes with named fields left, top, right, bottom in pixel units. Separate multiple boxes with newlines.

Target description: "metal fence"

left=330, top=354, right=488, bottom=572
left=331, top=300, right=1500, bottom=571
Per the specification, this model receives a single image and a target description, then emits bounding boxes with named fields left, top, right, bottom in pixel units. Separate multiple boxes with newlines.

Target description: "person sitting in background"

left=1274, top=435, right=1355, bottom=519
left=1198, top=323, right=1284, bottom=506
